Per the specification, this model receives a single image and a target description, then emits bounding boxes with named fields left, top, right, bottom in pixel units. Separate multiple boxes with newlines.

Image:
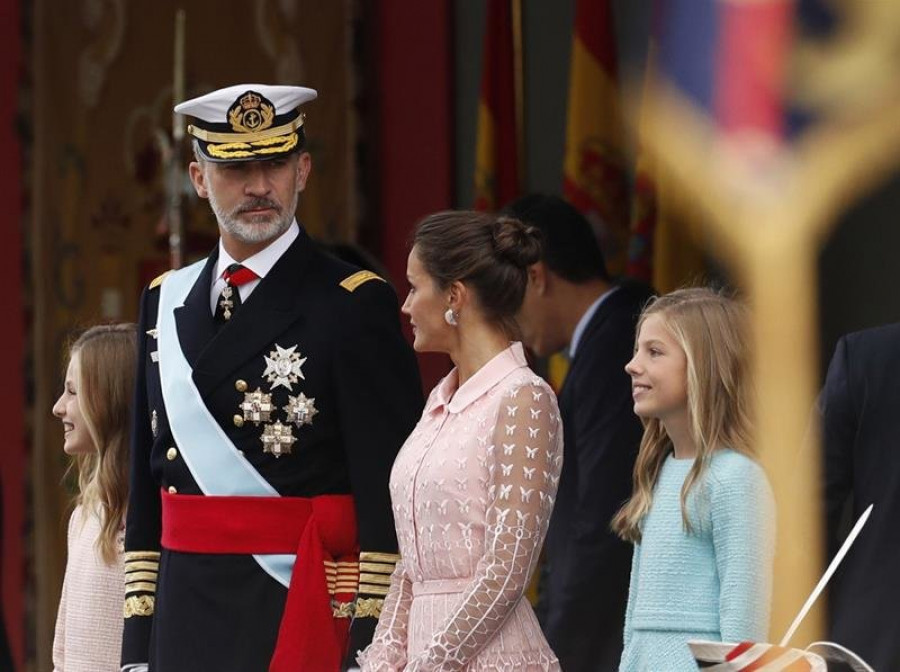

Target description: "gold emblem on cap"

left=228, top=90, right=275, bottom=134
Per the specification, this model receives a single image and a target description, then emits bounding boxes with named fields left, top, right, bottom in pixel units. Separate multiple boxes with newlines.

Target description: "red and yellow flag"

left=473, top=0, right=520, bottom=211
left=626, top=32, right=706, bottom=293
left=563, top=0, right=630, bottom=276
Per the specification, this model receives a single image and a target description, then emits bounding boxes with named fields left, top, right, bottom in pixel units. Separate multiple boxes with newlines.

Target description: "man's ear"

left=188, top=161, right=209, bottom=199
left=529, top=261, right=549, bottom=295
left=296, top=152, right=312, bottom=191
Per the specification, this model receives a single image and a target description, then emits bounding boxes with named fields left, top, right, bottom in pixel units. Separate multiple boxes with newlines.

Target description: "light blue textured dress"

left=619, top=450, right=775, bottom=672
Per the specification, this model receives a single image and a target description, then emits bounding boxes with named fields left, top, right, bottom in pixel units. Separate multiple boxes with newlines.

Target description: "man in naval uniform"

left=121, top=84, right=423, bottom=672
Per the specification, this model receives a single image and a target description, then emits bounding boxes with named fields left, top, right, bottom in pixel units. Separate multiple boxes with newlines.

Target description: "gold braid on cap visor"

left=188, top=114, right=303, bottom=159
left=206, top=132, right=299, bottom=159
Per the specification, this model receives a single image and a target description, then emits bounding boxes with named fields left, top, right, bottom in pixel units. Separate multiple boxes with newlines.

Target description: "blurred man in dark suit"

left=507, top=194, right=653, bottom=672
left=821, top=324, right=900, bottom=671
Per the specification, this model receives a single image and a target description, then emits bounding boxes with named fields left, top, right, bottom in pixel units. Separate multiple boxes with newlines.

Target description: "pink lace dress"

left=358, top=343, right=563, bottom=671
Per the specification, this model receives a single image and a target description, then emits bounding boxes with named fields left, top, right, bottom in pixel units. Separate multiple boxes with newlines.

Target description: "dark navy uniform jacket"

left=121, top=227, right=423, bottom=670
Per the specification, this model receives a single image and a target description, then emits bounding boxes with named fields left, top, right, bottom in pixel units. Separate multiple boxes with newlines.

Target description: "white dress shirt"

left=568, top=285, right=619, bottom=359
left=209, top=221, right=299, bottom=314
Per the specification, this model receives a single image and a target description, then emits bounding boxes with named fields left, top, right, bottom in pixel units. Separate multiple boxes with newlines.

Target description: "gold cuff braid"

left=124, top=595, right=155, bottom=618
left=359, top=551, right=400, bottom=564
left=332, top=601, right=355, bottom=619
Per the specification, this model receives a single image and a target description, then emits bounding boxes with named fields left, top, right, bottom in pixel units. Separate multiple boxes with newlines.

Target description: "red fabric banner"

left=473, top=0, right=519, bottom=212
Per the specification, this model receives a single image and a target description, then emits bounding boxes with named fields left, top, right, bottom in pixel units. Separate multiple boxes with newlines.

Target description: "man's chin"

left=230, top=221, right=289, bottom=244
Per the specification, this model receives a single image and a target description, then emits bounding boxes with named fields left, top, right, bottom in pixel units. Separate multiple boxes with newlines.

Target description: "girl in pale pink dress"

left=52, top=324, right=137, bottom=672
left=358, top=211, right=563, bottom=671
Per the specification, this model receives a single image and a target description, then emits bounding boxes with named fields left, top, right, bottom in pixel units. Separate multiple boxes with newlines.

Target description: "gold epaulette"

left=339, top=270, right=385, bottom=292
left=124, top=550, right=160, bottom=618
left=149, top=271, right=171, bottom=290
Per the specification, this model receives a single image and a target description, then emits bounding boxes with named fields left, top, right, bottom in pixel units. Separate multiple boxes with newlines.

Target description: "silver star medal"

left=284, top=393, right=318, bottom=427
left=241, top=388, right=274, bottom=424
left=263, top=344, right=307, bottom=391
left=261, top=421, right=296, bottom=458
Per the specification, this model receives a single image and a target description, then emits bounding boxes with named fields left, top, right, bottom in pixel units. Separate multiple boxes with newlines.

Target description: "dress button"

left=233, top=414, right=245, bottom=428
left=166, top=447, right=178, bottom=461
left=167, top=486, right=178, bottom=494
left=235, top=379, right=248, bottom=392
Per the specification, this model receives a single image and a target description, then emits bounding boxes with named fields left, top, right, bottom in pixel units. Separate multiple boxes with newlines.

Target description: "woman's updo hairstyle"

left=412, top=210, right=542, bottom=336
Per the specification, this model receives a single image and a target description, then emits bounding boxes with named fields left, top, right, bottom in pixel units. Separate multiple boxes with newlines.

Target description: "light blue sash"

left=157, top=261, right=294, bottom=587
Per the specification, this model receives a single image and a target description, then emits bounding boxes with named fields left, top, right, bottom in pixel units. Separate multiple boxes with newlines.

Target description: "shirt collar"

left=569, top=285, right=619, bottom=358
left=427, top=342, right=529, bottom=415
left=216, top=220, right=299, bottom=281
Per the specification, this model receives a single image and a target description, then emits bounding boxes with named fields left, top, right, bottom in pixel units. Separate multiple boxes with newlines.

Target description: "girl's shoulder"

left=66, top=504, right=98, bottom=543
left=708, top=448, right=765, bottom=479
left=706, top=449, right=774, bottom=506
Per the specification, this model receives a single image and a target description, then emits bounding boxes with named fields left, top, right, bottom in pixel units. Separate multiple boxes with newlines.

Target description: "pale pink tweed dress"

left=358, top=343, right=563, bottom=671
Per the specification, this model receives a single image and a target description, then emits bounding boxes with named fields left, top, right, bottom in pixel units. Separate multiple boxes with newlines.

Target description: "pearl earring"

left=444, top=308, right=459, bottom=326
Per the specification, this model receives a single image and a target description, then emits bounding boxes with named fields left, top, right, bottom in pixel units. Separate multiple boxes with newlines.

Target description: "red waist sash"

left=161, top=489, right=358, bottom=672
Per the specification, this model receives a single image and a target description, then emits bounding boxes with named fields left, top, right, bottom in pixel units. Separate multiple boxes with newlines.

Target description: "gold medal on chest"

left=261, top=421, right=296, bottom=458
left=240, top=388, right=274, bottom=424
left=263, top=344, right=307, bottom=391
left=284, top=393, right=318, bottom=427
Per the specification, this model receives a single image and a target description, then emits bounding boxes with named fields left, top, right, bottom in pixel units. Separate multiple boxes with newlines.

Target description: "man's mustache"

left=236, top=198, right=280, bottom=214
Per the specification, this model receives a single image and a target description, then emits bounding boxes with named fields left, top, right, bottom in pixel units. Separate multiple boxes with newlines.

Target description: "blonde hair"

left=612, top=288, right=755, bottom=542
left=66, top=323, right=137, bottom=564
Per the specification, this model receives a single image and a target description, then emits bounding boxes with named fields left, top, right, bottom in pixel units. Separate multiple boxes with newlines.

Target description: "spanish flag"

left=626, top=38, right=706, bottom=293
left=562, top=0, right=629, bottom=277
left=473, top=0, right=520, bottom=211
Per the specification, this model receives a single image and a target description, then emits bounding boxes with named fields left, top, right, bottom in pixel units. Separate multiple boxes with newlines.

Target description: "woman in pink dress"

left=358, top=211, right=563, bottom=671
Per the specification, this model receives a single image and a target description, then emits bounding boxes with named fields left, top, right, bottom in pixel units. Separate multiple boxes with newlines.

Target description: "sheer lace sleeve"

left=357, top=559, right=413, bottom=671
left=405, top=380, right=563, bottom=671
